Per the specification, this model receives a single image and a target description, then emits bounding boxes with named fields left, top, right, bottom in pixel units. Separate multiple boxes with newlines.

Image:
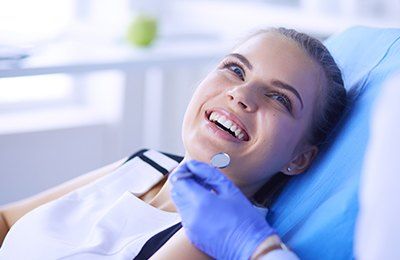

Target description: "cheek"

left=181, top=74, right=222, bottom=152
left=250, top=114, right=300, bottom=169
left=264, top=111, right=303, bottom=147
left=181, top=93, right=201, bottom=143
left=182, top=82, right=211, bottom=127
left=182, top=73, right=224, bottom=125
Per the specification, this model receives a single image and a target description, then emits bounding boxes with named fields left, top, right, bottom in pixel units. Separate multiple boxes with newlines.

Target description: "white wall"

left=0, top=125, right=116, bottom=203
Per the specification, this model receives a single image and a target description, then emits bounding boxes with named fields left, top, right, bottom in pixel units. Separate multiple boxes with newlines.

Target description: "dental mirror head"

left=210, top=152, right=231, bottom=169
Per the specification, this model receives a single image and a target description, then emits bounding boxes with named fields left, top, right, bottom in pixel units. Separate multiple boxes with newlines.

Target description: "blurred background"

left=1, top=0, right=399, bottom=204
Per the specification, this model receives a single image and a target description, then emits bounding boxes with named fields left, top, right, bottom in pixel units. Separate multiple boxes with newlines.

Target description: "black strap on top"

left=124, top=149, right=184, bottom=259
left=124, top=149, right=183, bottom=176
left=133, top=223, right=183, bottom=260
left=138, top=154, right=169, bottom=175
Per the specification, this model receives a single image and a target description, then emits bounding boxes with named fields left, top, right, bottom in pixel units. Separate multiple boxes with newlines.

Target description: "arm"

left=251, top=235, right=299, bottom=260
left=0, top=157, right=126, bottom=245
left=0, top=213, right=8, bottom=248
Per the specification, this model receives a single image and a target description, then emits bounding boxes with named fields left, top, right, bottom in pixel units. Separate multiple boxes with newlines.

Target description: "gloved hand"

left=170, top=160, right=275, bottom=260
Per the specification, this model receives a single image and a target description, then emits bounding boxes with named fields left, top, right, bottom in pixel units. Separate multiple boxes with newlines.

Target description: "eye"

left=221, top=61, right=245, bottom=81
left=265, top=92, right=293, bottom=112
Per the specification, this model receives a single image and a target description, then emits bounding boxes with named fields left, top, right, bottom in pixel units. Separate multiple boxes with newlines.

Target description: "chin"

left=182, top=129, right=213, bottom=162
left=184, top=141, right=214, bottom=164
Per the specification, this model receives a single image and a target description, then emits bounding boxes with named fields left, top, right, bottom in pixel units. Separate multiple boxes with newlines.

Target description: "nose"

left=226, top=85, right=258, bottom=112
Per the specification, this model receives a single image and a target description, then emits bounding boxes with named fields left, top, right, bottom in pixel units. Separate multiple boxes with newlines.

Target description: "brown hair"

left=251, top=28, right=347, bottom=206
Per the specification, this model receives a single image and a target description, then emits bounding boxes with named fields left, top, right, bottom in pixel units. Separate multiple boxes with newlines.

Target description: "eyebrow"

left=226, top=53, right=253, bottom=70
left=270, top=80, right=304, bottom=110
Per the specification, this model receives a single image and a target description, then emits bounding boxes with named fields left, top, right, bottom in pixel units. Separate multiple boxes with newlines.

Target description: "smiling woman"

left=0, top=27, right=346, bottom=259
left=181, top=28, right=345, bottom=198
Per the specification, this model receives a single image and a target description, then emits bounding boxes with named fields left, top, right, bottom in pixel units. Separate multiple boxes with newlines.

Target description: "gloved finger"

left=186, top=160, right=227, bottom=182
left=170, top=174, right=213, bottom=205
left=170, top=161, right=222, bottom=188
left=169, top=163, right=191, bottom=180
left=169, top=163, right=200, bottom=186
left=186, top=160, right=240, bottom=195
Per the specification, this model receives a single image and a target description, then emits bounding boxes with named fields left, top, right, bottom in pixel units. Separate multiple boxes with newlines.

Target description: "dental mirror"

left=210, top=152, right=231, bottom=169
left=170, top=152, right=231, bottom=182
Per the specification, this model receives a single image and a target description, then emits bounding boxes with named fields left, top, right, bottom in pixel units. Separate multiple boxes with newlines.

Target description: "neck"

left=147, top=157, right=189, bottom=212
left=148, top=154, right=268, bottom=211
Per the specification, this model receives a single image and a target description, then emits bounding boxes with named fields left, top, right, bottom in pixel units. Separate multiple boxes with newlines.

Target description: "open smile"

left=205, top=108, right=250, bottom=142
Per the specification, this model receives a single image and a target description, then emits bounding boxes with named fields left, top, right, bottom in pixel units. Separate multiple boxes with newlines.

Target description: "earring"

left=287, top=167, right=292, bottom=172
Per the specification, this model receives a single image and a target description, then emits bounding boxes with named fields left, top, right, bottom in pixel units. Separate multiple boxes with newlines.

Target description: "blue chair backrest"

left=268, top=26, right=400, bottom=259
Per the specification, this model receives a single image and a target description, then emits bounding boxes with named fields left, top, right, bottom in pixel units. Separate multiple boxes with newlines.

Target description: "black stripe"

left=139, top=155, right=169, bottom=176
left=161, top=151, right=184, bottom=163
left=133, top=223, right=182, bottom=260
left=124, top=149, right=184, bottom=169
left=124, top=149, right=149, bottom=164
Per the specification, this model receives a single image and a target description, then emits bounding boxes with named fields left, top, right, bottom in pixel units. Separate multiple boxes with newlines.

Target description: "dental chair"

left=268, top=26, right=400, bottom=259
left=1, top=26, right=400, bottom=259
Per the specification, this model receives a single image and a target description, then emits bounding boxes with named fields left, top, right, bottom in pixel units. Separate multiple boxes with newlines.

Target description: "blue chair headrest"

left=269, top=26, right=400, bottom=259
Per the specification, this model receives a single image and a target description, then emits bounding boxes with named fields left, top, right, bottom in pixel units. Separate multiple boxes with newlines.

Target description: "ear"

left=282, top=145, right=318, bottom=176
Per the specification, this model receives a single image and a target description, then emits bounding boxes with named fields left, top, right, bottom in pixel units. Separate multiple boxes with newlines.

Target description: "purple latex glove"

left=170, top=160, right=275, bottom=260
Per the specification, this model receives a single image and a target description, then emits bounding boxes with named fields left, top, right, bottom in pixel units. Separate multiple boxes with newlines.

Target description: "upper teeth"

left=209, top=111, right=245, bottom=140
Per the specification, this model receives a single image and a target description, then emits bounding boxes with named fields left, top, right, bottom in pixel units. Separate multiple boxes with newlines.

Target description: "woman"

left=0, top=27, right=346, bottom=259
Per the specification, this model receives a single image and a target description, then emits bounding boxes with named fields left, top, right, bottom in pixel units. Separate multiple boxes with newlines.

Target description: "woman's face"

left=181, top=32, right=323, bottom=196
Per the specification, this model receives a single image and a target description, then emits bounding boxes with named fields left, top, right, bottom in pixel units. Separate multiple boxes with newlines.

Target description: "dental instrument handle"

left=172, top=152, right=231, bottom=182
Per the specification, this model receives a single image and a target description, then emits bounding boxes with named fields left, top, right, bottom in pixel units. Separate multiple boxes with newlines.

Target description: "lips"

left=205, top=108, right=250, bottom=141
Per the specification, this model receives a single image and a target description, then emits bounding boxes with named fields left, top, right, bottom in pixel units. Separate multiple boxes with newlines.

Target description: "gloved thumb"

left=186, top=160, right=240, bottom=196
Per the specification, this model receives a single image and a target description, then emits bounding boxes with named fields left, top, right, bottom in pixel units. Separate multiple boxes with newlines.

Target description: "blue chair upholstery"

left=268, top=26, right=400, bottom=259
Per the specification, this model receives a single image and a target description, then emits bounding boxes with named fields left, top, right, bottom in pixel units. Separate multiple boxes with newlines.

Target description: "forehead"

left=233, top=32, right=323, bottom=112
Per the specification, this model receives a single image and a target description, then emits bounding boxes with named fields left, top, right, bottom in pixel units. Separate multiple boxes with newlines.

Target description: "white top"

left=0, top=150, right=181, bottom=260
left=0, top=149, right=271, bottom=259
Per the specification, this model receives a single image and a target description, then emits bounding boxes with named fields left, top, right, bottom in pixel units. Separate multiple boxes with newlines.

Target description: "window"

left=0, top=75, right=74, bottom=109
left=0, top=0, right=75, bottom=108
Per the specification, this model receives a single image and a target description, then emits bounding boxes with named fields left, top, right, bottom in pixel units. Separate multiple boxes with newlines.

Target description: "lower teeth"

left=215, top=121, right=237, bottom=138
